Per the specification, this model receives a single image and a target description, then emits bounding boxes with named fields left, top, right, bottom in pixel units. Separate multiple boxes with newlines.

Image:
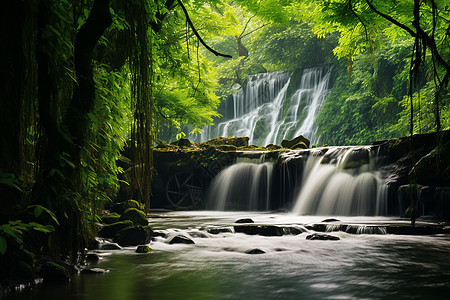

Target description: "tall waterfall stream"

left=197, top=67, right=332, bottom=146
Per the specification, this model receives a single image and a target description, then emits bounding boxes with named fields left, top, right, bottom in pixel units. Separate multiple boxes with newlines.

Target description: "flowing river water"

left=10, top=211, right=450, bottom=299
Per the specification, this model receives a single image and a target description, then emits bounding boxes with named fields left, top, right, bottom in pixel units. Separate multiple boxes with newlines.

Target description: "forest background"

left=0, top=0, right=449, bottom=280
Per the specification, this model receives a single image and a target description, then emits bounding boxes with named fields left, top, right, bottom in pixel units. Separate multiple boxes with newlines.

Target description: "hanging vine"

left=126, top=0, right=154, bottom=212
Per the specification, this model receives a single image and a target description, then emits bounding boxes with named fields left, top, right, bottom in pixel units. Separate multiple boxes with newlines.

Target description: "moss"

left=202, top=136, right=249, bottom=147
left=124, top=199, right=144, bottom=211
left=281, top=135, right=311, bottom=149
left=98, top=220, right=134, bottom=238
left=100, top=213, right=121, bottom=224
left=120, top=208, right=148, bottom=226
left=292, top=142, right=308, bottom=149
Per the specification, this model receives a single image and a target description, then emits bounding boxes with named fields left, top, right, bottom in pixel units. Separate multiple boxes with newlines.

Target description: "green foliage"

left=0, top=218, right=55, bottom=255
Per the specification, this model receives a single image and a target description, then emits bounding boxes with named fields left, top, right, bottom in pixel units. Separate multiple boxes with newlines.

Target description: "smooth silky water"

left=10, top=211, right=450, bottom=300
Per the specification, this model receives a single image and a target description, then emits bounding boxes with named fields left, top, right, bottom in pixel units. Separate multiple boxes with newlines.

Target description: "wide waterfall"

left=197, top=67, right=332, bottom=146
left=291, top=147, right=387, bottom=216
left=206, top=146, right=388, bottom=215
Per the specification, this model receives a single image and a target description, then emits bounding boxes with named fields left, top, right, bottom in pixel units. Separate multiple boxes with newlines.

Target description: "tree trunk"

left=34, top=0, right=112, bottom=259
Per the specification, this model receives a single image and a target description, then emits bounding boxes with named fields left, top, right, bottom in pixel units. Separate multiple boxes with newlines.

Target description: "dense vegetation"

left=0, top=0, right=448, bottom=284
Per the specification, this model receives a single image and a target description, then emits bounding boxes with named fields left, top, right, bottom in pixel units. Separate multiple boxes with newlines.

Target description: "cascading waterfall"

left=291, top=147, right=387, bottom=216
left=206, top=146, right=388, bottom=216
left=197, top=67, right=332, bottom=146
left=206, top=156, right=274, bottom=211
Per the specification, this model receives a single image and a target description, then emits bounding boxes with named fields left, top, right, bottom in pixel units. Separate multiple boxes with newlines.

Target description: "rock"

left=124, top=199, right=144, bottom=210
left=281, top=135, right=310, bottom=149
left=386, top=225, right=444, bottom=235
left=235, top=218, right=254, bottom=224
left=120, top=208, right=148, bottom=226
left=306, top=233, right=340, bottom=241
left=168, top=235, right=195, bottom=245
left=100, top=243, right=122, bottom=250
left=259, top=225, right=284, bottom=236
left=100, top=213, right=121, bottom=224
left=233, top=225, right=287, bottom=236
left=136, top=245, right=152, bottom=253
left=245, top=248, right=265, bottom=254
left=204, top=136, right=249, bottom=147
left=321, top=218, right=340, bottom=222
left=152, top=231, right=167, bottom=238
left=234, top=225, right=260, bottom=235
left=187, top=231, right=209, bottom=238
left=266, top=144, right=282, bottom=150
left=81, top=268, right=108, bottom=274
left=98, top=220, right=133, bottom=238
left=212, top=145, right=237, bottom=151
left=309, top=224, right=328, bottom=232
left=107, top=200, right=144, bottom=215
left=207, top=227, right=233, bottom=234
left=283, top=226, right=306, bottom=235
left=292, top=142, right=308, bottom=149
left=85, top=253, right=100, bottom=262
left=40, top=261, right=70, bottom=283
left=178, top=138, right=192, bottom=148
left=114, top=225, right=153, bottom=247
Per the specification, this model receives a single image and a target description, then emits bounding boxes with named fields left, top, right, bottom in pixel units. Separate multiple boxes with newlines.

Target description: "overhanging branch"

left=176, top=0, right=232, bottom=58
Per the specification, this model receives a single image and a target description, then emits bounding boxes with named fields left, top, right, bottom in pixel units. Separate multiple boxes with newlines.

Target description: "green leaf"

left=29, top=223, right=55, bottom=234
left=0, top=236, right=7, bottom=255
left=29, top=205, right=60, bottom=226
left=34, top=205, right=44, bottom=218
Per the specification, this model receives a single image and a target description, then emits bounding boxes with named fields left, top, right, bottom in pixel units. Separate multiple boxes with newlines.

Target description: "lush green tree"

left=293, top=0, right=450, bottom=139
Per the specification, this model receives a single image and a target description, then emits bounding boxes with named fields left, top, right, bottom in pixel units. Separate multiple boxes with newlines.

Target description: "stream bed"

left=10, top=211, right=450, bottom=299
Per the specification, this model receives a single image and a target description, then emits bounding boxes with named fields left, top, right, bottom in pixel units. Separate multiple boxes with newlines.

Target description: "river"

left=10, top=211, right=450, bottom=299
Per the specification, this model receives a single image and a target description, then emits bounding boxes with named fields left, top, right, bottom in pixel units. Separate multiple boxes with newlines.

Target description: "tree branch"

left=365, top=0, right=416, bottom=37
left=176, top=0, right=232, bottom=58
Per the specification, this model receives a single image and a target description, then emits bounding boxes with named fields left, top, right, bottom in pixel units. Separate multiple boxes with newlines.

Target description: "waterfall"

left=291, top=147, right=387, bottom=216
left=205, top=146, right=388, bottom=215
left=197, top=67, right=332, bottom=146
left=206, top=161, right=274, bottom=211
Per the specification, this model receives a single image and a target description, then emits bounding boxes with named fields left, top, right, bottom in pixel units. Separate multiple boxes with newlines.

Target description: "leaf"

left=29, top=223, right=55, bottom=234
left=0, top=236, right=7, bottom=255
left=34, top=205, right=45, bottom=218
left=29, top=205, right=60, bottom=226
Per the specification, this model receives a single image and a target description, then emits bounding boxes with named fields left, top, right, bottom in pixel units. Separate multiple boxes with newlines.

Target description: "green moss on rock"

left=203, top=136, right=249, bottom=147
left=98, top=220, right=134, bottom=238
left=120, top=208, right=148, bottom=226
left=281, top=135, right=310, bottom=149
left=100, top=213, right=121, bottom=224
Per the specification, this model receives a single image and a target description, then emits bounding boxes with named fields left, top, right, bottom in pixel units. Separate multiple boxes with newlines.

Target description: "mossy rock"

left=120, top=208, right=148, bottom=226
left=281, top=135, right=310, bottom=149
left=292, top=142, right=308, bottom=150
left=100, top=213, right=121, bottom=224
left=204, top=136, right=249, bottom=147
left=214, top=145, right=237, bottom=152
left=40, top=261, right=70, bottom=283
left=266, top=144, right=282, bottom=150
left=114, top=225, right=153, bottom=246
left=411, top=142, right=450, bottom=186
left=98, top=220, right=133, bottom=238
left=108, top=200, right=144, bottom=215
left=171, top=138, right=192, bottom=148
left=124, top=199, right=144, bottom=211
left=136, top=245, right=152, bottom=253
